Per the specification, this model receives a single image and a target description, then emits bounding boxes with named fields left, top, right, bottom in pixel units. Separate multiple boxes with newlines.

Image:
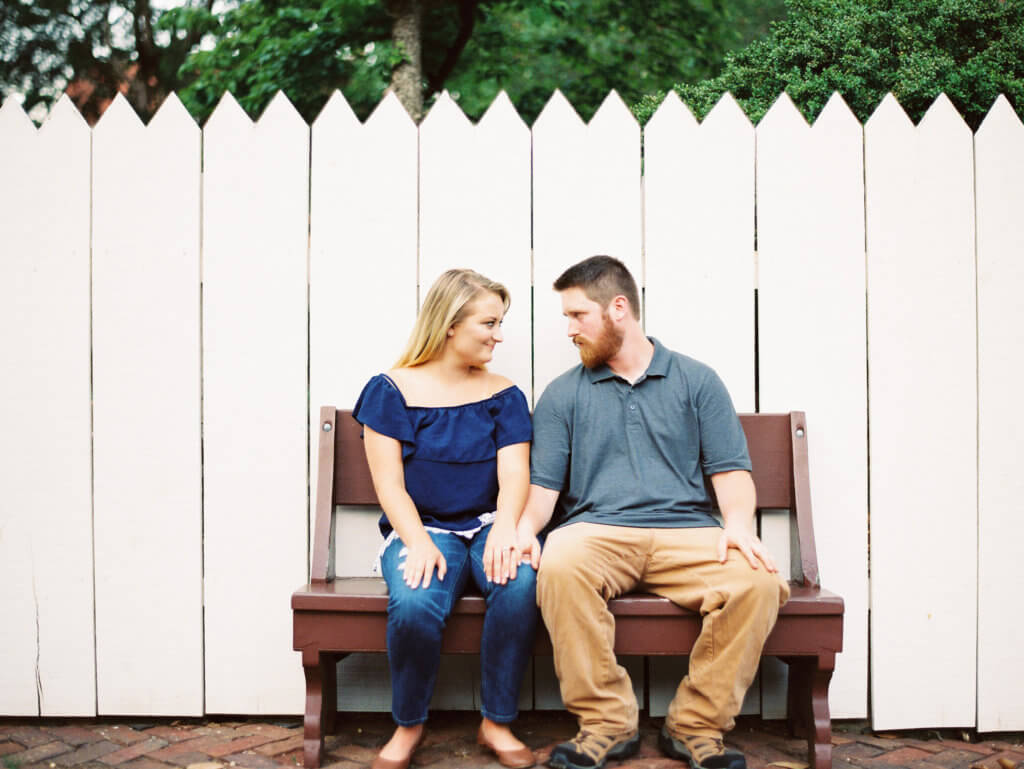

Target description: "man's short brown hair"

left=553, top=255, right=640, bottom=320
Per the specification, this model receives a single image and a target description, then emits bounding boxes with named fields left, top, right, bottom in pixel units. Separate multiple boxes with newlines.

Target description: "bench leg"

left=301, top=649, right=335, bottom=768
left=782, top=653, right=835, bottom=769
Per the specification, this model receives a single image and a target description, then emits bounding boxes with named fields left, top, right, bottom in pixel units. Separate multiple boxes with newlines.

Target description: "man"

left=515, top=256, right=789, bottom=769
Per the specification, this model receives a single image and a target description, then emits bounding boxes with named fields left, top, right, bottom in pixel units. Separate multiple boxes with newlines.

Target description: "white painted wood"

left=0, top=96, right=95, bottom=716
left=643, top=92, right=755, bottom=409
left=308, top=92, right=418, bottom=570
left=532, top=90, right=642, bottom=399
left=202, top=92, right=309, bottom=714
left=91, top=94, right=203, bottom=715
left=975, top=95, right=1024, bottom=732
left=420, top=92, right=532, bottom=398
left=866, top=94, right=977, bottom=729
left=757, top=92, right=869, bottom=718
left=758, top=509, right=791, bottom=719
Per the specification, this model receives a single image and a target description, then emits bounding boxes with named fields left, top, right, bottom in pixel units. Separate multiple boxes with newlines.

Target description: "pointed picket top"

left=0, top=95, right=36, bottom=141
left=701, top=92, right=753, bottom=132
left=421, top=90, right=472, bottom=137
left=813, top=91, right=860, bottom=133
left=976, top=94, right=1024, bottom=143
left=757, top=91, right=810, bottom=134
left=865, top=92, right=913, bottom=133
left=591, top=89, right=636, bottom=125
left=366, top=89, right=416, bottom=127
left=478, top=90, right=528, bottom=135
left=205, top=91, right=253, bottom=134
left=312, top=90, right=359, bottom=129
left=94, top=93, right=143, bottom=139
left=256, top=90, right=305, bottom=130
left=365, top=90, right=416, bottom=134
left=918, top=92, right=971, bottom=140
left=644, top=90, right=698, bottom=141
left=38, top=93, right=89, bottom=136
left=148, top=92, right=198, bottom=136
left=532, top=89, right=585, bottom=134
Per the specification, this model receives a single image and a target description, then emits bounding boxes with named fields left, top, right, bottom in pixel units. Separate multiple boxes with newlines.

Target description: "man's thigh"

left=539, top=521, right=649, bottom=599
left=640, top=526, right=785, bottom=611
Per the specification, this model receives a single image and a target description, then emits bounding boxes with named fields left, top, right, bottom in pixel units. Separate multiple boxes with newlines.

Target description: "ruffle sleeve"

left=490, top=385, right=532, bottom=448
left=352, top=375, right=416, bottom=447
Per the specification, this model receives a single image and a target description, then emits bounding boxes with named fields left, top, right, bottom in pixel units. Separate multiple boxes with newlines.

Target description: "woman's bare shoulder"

left=485, top=372, right=517, bottom=395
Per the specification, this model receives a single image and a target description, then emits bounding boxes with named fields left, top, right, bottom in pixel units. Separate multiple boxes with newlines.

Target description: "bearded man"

left=515, top=256, right=789, bottom=769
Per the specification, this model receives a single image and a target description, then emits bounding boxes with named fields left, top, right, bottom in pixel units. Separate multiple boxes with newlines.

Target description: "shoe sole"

left=547, top=733, right=640, bottom=769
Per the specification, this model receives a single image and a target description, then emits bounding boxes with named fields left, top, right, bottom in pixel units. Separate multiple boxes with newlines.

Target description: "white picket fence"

left=1, top=87, right=1022, bottom=732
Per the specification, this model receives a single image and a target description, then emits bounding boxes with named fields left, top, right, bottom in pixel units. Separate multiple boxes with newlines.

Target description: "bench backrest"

left=311, top=407, right=820, bottom=587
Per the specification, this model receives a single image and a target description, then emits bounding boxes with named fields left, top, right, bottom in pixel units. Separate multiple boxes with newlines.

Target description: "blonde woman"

left=353, top=269, right=537, bottom=769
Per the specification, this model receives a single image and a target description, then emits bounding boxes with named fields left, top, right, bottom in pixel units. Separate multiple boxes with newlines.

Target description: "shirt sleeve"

left=352, top=375, right=416, bottom=446
left=492, top=386, right=533, bottom=448
left=529, top=381, right=571, bottom=491
left=695, top=367, right=752, bottom=474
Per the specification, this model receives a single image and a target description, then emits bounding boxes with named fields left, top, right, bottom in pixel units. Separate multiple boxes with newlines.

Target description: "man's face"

left=560, top=287, right=624, bottom=368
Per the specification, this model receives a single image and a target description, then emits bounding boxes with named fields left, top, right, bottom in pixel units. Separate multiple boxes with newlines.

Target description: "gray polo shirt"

left=530, top=337, right=751, bottom=529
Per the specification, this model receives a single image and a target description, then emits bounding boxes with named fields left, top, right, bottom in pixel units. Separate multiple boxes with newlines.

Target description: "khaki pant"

left=537, top=522, right=789, bottom=739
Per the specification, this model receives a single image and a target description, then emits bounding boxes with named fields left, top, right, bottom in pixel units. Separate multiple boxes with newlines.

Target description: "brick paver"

left=52, top=741, right=121, bottom=766
left=1, top=714, right=1021, bottom=769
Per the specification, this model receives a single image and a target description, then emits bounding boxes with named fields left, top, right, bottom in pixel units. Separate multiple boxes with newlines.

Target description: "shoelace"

left=568, top=730, right=615, bottom=761
left=681, top=735, right=728, bottom=763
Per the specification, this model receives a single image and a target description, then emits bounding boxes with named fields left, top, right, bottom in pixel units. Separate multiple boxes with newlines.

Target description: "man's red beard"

left=574, top=312, right=624, bottom=368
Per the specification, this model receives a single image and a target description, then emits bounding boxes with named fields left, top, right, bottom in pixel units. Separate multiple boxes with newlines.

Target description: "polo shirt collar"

left=584, top=337, right=671, bottom=383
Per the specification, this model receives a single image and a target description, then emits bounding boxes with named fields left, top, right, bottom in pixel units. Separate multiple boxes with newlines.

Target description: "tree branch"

left=425, top=0, right=479, bottom=100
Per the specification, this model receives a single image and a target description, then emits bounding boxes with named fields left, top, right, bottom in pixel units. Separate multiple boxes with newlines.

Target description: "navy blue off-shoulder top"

left=352, top=374, right=532, bottom=537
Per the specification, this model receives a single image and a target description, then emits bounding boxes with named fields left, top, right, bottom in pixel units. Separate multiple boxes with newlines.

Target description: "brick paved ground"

left=2, top=713, right=1021, bottom=769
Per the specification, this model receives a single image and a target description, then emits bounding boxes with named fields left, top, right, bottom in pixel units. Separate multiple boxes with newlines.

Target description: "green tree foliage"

left=633, top=0, right=1024, bottom=129
left=0, top=0, right=214, bottom=123
left=172, top=0, right=786, bottom=124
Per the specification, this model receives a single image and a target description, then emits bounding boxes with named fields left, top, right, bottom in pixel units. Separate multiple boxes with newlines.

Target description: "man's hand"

left=515, top=522, right=542, bottom=570
left=717, top=524, right=778, bottom=572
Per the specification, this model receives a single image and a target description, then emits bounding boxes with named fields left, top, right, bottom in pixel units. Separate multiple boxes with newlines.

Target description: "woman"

left=352, top=269, right=538, bottom=769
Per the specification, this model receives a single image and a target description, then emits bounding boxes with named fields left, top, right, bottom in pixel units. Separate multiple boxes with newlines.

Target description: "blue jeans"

left=380, top=524, right=539, bottom=725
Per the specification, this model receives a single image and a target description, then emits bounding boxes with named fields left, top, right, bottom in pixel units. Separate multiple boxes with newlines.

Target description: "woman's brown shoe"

left=477, top=725, right=536, bottom=769
left=370, top=729, right=424, bottom=769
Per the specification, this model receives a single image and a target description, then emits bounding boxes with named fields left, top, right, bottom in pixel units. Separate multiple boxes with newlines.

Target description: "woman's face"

left=447, top=291, right=505, bottom=366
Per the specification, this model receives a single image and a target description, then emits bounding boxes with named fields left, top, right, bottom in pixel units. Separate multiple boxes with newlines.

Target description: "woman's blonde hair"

left=394, top=268, right=510, bottom=368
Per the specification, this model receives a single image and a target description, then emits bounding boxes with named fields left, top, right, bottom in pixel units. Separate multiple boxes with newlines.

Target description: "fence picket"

left=975, top=95, right=1024, bottom=732
left=92, top=94, right=203, bottom=714
left=531, top=90, right=642, bottom=399
left=202, top=92, right=309, bottom=714
left=0, top=96, right=95, bottom=716
left=643, top=91, right=760, bottom=716
left=757, top=92, right=868, bottom=718
left=310, top=91, right=418, bottom=592
left=644, top=92, right=755, bottom=408
left=866, top=94, right=977, bottom=729
left=420, top=92, right=532, bottom=398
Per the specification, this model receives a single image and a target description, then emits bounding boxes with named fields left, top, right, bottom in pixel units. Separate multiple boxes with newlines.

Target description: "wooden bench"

left=293, top=407, right=844, bottom=769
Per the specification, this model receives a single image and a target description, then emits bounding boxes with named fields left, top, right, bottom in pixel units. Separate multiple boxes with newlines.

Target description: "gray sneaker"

left=547, top=729, right=640, bottom=769
left=658, top=726, right=746, bottom=769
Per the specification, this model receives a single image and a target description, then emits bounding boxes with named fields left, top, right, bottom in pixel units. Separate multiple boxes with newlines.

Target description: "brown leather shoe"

left=477, top=725, right=536, bottom=769
left=370, top=729, right=424, bottom=769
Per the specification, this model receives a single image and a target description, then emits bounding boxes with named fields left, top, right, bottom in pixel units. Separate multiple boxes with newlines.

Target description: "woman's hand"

left=401, top=537, right=447, bottom=589
left=483, top=518, right=518, bottom=584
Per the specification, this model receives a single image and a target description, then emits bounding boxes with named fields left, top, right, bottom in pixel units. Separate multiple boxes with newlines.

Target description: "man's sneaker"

left=658, top=726, right=746, bottom=769
left=547, top=729, right=640, bottom=769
